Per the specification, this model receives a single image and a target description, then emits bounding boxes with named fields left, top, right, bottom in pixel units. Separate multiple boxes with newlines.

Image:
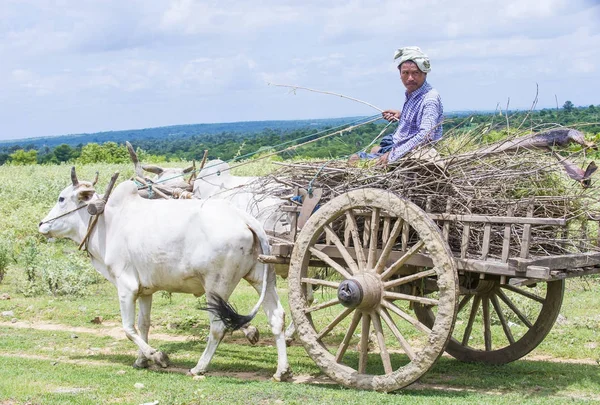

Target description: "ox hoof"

left=285, top=336, right=295, bottom=347
left=243, top=325, right=260, bottom=345
left=133, top=357, right=150, bottom=369
left=272, top=366, right=293, bottom=382
left=152, top=351, right=170, bottom=368
left=189, top=367, right=206, bottom=376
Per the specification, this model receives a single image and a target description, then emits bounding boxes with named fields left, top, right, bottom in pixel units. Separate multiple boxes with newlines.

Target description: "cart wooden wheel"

left=288, top=188, right=459, bottom=392
left=414, top=278, right=565, bottom=364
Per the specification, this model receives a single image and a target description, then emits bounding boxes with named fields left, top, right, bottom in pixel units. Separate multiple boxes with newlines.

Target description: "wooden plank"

left=501, top=205, right=514, bottom=263
left=455, top=258, right=550, bottom=279
left=344, top=216, right=352, bottom=247
left=442, top=198, right=452, bottom=241
left=519, top=203, right=534, bottom=259
left=481, top=224, right=491, bottom=260
left=509, top=252, right=600, bottom=271
left=460, top=224, right=470, bottom=259
left=363, top=217, right=371, bottom=248
left=427, top=213, right=565, bottom=226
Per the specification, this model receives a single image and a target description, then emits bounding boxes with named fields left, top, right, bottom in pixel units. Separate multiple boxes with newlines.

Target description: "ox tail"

left=203, top=217, right=272, bottom=331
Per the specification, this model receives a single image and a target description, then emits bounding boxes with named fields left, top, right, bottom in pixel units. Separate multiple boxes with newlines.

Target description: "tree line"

left=1, top=103, right=598, bottom=166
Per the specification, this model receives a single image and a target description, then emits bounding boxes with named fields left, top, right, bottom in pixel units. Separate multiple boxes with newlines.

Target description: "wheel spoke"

left=301, top=277, right=340, bottom=289
left=358, top=312, right=371, bottom=373
left=491, top=293, right=515, bottom=344
left=497, top=289, right=533, bottom=328
left=335, top=311, right=362, bottom=363
left=502, top=284, right=545, bottom=304
left=383, top=268, right=436, bottom=289
left=378, top=307, right=417, bottom=361
left=382, top=300, right=432, bottom=334
left=316, top=307, right=354, bottom=341
left=308, top=246, right=353, bottom=280
left=380, top=240, right=425, bottom=280
left=345, top=210, right=367, bottom=272
left=304, top=297, right=341, bottom=314
left=457, top=294, right=473, bottom=312
left=371, top=311, right=393, bottom=374
left=367, top=208, right=381, bottom=270
left=324, top=225, right=358, bottom=275
left=374, top=218, right=403, bottom=274
left=384, top=291, right=438, bottom=306
left=462, top=295, right=482, bottom=346
left=482, top=296, right=492, bottom=351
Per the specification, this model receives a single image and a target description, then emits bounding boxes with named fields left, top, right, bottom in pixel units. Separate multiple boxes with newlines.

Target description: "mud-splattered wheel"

left=414, top=278, right=564, bottom=364
left=288, top=189, right=459, bottom=392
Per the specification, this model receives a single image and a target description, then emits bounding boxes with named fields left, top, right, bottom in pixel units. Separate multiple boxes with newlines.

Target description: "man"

left=351, top=46, right=443, bottom=165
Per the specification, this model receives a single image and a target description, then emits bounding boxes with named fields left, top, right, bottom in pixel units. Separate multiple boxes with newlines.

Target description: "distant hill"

left=0, top=117, right=371, bottom=150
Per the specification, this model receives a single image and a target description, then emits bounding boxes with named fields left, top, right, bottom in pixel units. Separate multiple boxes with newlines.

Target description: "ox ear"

left=76, top=185, right=96, bottom=202
left=142, top=165, right=164, bottom=175
left=183, top=164, right=195, bottom=174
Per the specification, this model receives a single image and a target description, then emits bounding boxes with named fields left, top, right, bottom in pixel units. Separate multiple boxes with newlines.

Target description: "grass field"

left=0, top=163, right=599, bottom=404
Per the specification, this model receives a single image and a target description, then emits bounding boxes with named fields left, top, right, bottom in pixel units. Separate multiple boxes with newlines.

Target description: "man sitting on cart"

left=349, top=46, right=444, bottom=165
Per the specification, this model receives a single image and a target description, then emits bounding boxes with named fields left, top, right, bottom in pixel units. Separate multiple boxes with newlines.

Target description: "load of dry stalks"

left=258, top=123, right=600, bottom=259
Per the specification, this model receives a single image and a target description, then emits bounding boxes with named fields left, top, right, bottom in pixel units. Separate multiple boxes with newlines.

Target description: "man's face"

left=399, top=61, right=426, bottom=93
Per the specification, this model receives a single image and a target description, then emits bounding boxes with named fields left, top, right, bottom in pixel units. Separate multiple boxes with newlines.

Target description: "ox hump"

left=107, top=180, right=140, bottom=205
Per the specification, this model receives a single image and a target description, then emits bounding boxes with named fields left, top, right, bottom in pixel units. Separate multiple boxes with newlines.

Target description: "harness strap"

left=40, top=203, right=88, bottom=225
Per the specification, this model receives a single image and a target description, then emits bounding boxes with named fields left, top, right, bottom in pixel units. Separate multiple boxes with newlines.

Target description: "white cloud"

left=0, top=0, right=598, bottom=139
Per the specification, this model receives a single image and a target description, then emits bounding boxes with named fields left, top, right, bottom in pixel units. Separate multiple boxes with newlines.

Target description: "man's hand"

left=382, top=109, right=400, bottom=122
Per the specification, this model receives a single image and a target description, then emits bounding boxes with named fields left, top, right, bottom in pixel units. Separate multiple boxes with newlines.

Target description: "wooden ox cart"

left=128, top=128, right=600, bottom=392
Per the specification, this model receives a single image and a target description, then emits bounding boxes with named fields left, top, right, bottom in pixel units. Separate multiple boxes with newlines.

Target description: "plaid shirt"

left=388, top=81, right=443, bottom=162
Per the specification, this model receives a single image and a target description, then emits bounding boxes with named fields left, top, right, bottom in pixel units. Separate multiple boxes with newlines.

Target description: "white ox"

left=192, top=160, right=291, bottom=237
left=38, top=168, right=291, bottom=380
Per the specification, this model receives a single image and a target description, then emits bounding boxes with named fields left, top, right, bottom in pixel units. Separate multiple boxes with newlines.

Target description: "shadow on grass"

left=69, top=338, right=600, bottom=399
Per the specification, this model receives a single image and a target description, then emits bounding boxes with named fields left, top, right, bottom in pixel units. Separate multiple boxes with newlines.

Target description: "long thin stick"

left=267, top=82, right=384, bottom=113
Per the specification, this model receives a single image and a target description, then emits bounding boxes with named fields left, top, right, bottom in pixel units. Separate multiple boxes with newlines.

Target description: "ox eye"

left=58, top=197, right=65, bottom=203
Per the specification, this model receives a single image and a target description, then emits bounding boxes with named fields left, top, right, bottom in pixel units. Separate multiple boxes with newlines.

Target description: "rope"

left=39, top=203, right=88, bottom=225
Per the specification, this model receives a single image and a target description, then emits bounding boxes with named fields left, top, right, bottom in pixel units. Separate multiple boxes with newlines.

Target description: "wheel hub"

left=337, top=273, right=382, bottom=310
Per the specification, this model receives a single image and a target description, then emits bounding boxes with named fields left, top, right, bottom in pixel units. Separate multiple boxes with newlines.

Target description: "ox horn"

left=71, top=167, right=79, bottom=187
left=126, top=141, right=145, bottom=178
left=92, top=171, right=99, bottom=186
left=142, top=165, right=164, bottom=175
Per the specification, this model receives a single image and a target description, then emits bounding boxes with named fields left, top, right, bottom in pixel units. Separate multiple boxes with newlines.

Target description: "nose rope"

left=40, top=203, right=89, bottom=225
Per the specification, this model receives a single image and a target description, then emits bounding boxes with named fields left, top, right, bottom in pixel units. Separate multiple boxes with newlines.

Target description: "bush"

left=14, top=237, right=102, bottom=297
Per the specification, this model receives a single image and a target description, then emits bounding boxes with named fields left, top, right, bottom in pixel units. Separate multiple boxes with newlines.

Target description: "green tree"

left=77, top=142, right=130, bottom=164
left=563, top=100, right=574, bottom=112
left=9, top=149, right=37, bottom=165
left=77, top=143, right=107, bottom=164
left=53, top=144, right=74, bottom=163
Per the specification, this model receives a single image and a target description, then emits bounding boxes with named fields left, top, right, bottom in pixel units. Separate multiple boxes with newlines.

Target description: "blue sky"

left=1, top=0, right=598, bottom=141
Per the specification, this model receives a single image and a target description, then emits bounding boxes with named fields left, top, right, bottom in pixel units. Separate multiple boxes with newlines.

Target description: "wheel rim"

left=288, top=189, right=458, bottom=391
left=415, top=278, right=565, bottom=364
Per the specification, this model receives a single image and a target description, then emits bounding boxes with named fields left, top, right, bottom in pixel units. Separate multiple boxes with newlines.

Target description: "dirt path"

left=0, top=320, right=189, bottom=342
left=2, top=320, right=598, bottom=366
